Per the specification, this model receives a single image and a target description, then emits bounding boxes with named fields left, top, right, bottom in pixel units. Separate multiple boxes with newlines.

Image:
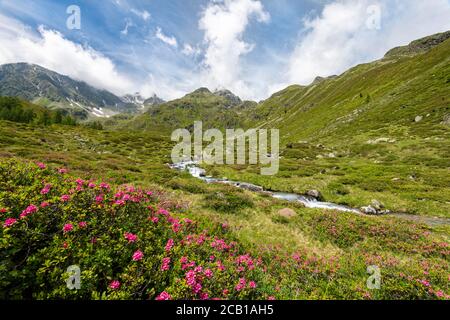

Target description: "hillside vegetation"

left=204, top=32, right=450, bottom=218
left=0, top=32, right=449, bottom=300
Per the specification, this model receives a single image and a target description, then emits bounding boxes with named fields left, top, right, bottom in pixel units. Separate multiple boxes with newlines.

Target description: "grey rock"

left=213, top=89, right=242, bottom=107
left=236, top=182, right=264, bottom=192
left=143, top=94, right=165, bottom=106
left=415, top=115, right=423, bottom=123
left=278, top=208, right=296, bottom=218
left=307, top=190, right=321, bottom=199
left=361, top=206, right=378, bottom=215
left=371, top=200, right=385, bottom=210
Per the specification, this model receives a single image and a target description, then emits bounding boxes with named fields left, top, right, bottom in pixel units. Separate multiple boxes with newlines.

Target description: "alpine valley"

left=0, top=31, right=449, bottom=300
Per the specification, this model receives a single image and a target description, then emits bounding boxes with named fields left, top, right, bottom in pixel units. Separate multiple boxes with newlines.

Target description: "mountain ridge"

left=0, top=63, right=141, bottom=119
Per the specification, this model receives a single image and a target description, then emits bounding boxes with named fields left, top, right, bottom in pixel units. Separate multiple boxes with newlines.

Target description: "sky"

left=0, top=0, right=450, bottom=101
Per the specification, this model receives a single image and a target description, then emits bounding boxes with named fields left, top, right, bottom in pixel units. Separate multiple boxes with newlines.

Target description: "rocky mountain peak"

left=384, top=30, right=450, bottom=58
left=213, top=89, right=242, bottom=106
left=143, top=94, right=165, bottom=106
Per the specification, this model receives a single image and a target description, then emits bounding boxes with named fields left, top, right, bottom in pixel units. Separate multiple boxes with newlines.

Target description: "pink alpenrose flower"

left=155, top=291, right=172, bottom=300
left=124, top=232, right=138, bottom=243
left=3, top=218, right=17, bottom=228
left=36, top=162, right=46, bottom=169
left=109, top=280, right=120, bottom=290
left=132, top=250, right=144, bottom=261
left=78, top=221, right=87, bottom=228
left=63, top=224, right=73, bottom=233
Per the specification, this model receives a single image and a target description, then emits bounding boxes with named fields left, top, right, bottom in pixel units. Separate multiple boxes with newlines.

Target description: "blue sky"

left=1, top=0, right=450, bottom=100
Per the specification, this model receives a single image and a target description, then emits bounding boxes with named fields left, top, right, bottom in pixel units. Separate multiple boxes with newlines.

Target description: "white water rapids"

left=170, top=161, right=361, bottom=213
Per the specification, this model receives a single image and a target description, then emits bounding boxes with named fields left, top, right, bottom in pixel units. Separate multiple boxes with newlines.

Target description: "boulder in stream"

left=307, top=190, right=321, bottom=199
left=371, top=199, right=385, bottom=211
left=361, top=206, right=378, bottom=215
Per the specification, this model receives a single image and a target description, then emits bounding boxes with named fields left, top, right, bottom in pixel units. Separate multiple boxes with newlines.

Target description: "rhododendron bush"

left=0, top=160, right=276, bottom=299
left=0, top=160, right=449, bottom=300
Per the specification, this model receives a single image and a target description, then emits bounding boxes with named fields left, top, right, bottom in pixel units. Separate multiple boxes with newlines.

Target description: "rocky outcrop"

left=213, top=89, right=242, bottom=107
left=384, top=31, right=450, bottom=58
left=143, top=94, right=165, bottom=106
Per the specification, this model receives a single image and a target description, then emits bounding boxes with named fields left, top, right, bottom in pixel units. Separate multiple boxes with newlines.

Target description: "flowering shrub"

left=0, top=160, right=267, bottom=299
left=0, top=160, right=448, bottom=300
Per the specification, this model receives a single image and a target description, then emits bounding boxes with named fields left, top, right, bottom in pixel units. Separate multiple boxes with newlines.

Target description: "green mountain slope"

left=0, top=63, right=140, bottom=119
left=204, top=32, right=450, bottom=218
left=253, top=31, right=450, bottom=146
left=113, top=87, right=256, bottom=132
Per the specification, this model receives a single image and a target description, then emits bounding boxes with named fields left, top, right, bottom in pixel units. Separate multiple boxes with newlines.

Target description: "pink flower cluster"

left=40, top=201, right=50, bottom=208
left=40, top=183, right=52, bottom=195
left=211, top=238, right=232, bottom=252
left=165, top=239, right=174, bottom=252
left=99, top=182, right=110, bottom=190
left=36, top=162, right=46, bottom=169
left=161, top=257, right=171, bottom=271
left=150, top=216, right=159, bottom=224
left=95, top=194, right=104, bottom=204
left=186, top=269, right=202, bottom=294
left=236, top=254, right=255, bottom=271
left=132, top=250, right=144, bottom=261
left=109, top=280, right=121, bottom=290
left=155, top=291, right=172, bottom=300
left=20, top=204, right=38, bottom=219
left=78, top=221, right=87, bottom=228
left=235, top=278, right=246, bottom=291
left=63, top=224, right=73, bottom=233
left=124, top=232, right=138, bottom=243
left=3, top=218, right=17, bottom=228
left=182, top=265, right=216, bottom=299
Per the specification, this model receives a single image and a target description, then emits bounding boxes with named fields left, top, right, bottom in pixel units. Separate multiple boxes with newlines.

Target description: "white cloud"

left=285, top=0, right=450, bottom=87
left=155, top=27, right=178, bottom=48
left=0, top=14, right=135, bottom=95
left=182, top=43, right=202, bottom=56
left=131, top=9, right=151, bottom=21
left=120, top=19, right=134, bottom=36
left=198, top=0, right=270, bottom=99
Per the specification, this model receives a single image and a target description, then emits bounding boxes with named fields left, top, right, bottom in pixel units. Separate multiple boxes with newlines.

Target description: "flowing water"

left=170, top=161, right=450, bottom=226
left=170, top=161, right=360, bottom=213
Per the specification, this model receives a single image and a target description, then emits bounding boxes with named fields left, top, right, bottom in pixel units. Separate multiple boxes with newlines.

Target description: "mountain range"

left=0, top=63, right=165, bottom=119
left=0, top=31, right=449, bottom=134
